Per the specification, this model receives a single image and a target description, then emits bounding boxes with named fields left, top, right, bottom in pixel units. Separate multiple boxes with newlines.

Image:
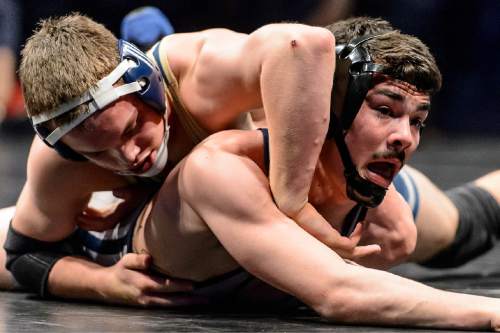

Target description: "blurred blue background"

left=2, top=0, right=499, bottom=134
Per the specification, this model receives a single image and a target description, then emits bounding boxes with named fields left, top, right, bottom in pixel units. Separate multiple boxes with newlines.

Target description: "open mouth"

left=132, top=152, right=155, bottom=174
left=366, top=160, right=400, bottom=187
left=120, top=151, right=155, bottom=175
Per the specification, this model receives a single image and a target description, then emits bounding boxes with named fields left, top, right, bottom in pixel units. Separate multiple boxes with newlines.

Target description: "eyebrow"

left=373, top=88, right=431, bottom=112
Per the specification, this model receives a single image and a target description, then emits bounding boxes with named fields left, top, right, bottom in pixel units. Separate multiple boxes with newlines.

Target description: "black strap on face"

left=329, top=111, right=387, bottom=208
left=328, top=34, right=386, bottom=136
left=326, top=34, right=388, bottom=235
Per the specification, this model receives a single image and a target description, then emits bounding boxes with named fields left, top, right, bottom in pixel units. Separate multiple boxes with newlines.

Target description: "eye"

left=375, top=106, right=393, bottom=117
left=124, top=123, right=134, bottom=136
left=123, top=117, right=138, bottom=137
left=410, top=118, right=427, bottom=130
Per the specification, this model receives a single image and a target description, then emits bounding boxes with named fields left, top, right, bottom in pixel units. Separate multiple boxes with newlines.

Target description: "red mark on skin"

left=291, top=39, right=297, bottom=47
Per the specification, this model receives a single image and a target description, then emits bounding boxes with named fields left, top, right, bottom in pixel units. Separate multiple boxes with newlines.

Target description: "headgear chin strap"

left=328, top=34, right=388, bottom=208
left=30, top=40, right=166, bottom=164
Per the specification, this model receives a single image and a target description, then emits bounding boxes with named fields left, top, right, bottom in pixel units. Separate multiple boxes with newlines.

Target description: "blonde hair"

left=20, top=14, right=120, bottom=126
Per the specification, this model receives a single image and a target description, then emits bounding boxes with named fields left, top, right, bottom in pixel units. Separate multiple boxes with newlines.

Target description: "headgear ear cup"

left=119, top=40, right=166, bottom=114
left=329, top=34, right=385, bottom=136
left=31, top=41, right=166, bottom=162
left=327, top=34, right=388, bottom=209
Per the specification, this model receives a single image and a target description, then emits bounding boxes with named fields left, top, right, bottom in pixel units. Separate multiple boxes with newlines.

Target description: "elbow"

left=291, top=26, right=336, bottom=57
left=304, top=268, right=364, bottom=321
left=273, top=195, right=307, bottom=219
left=258, top=24, right=336, bottom=61
left=274, top=197, right=303, bottom=219
left=312, top=283, right=369, bottom=322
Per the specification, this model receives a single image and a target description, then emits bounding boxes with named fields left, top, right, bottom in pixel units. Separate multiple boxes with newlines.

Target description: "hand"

left=294, top=203, right=381, bottom=262
left=333, top=222, right=381, bottom=261
left=99, top=253, right=208, bottom=307
left=359, top=186, right=417, bottom=268
left=77, top=185, right=152, bottom=232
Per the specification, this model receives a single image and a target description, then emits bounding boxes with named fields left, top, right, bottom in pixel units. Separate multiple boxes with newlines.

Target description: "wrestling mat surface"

left=1, top=120, right=499, bottom=332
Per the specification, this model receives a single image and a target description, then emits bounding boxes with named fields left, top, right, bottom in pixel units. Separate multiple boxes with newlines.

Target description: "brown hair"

left=325, top=17, right=442, bottom=94
left=20, top=13, right=120, bottom=125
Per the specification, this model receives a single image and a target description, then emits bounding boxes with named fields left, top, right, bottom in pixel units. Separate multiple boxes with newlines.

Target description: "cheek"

left=344, top=128, right=376, bottom=165
left=135, top=111, right=164, bottom=143
left=406, top=133, right=420, bottom=156
left=346, top=122, right=384, bottom=150
left=344, top=122, right=389, bottom=165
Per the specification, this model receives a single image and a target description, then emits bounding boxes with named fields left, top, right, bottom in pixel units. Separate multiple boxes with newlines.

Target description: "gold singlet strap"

left=150, top=42, right=208, bottom=144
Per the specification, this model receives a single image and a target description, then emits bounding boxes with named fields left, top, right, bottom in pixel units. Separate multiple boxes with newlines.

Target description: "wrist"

left=92, top=266, right=114, bottom=302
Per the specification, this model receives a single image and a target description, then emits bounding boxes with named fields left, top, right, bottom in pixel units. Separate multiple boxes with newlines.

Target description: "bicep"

left=181, top=146, right=349, bottom=308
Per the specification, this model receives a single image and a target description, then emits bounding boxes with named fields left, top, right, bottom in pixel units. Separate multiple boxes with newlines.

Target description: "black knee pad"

left=421, top=183, right=500, bottom=268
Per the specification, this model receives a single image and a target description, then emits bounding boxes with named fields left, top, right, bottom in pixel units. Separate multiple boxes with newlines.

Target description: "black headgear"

left=327, top=34, right=388, bottom=209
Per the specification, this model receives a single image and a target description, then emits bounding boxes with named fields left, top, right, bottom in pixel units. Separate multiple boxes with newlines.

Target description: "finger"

left=77, top=214, right=120, bottom=231
left=110, top=200, right=138, bottom=222
left=161, top=278, right=194, bottom=292
left=81, top=207, right=107, bottom=218
left=348, top=223, right=364, bottom=245
left=141, top=275, right=194, bottom=293
left=350, top=244, right=382, bottom=259
left=112, top=186, right=134, bottom=200
left=121, top=253, right=152, bottom=270
left=113, top=185, right=149, bottom=200
left=326, top=229, right=358, bottom=250
left=140, top=294, right=209, bottom=308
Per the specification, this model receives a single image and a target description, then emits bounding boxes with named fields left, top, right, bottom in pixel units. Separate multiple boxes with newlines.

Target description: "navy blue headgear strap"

left=30, top=40, right=165, bottom=162
left=119, top=40, right=166, bottom=113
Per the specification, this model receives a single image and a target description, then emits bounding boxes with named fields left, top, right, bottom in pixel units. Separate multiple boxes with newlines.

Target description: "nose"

left=117, top=140, right=140, bottom=165
left=387, top=117, right=413, bottom=152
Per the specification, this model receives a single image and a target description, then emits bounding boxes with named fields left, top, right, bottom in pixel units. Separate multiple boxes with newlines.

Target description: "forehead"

left=368, top=79, right=431, bottom=106
left=62, top=99, right=133, bottom=151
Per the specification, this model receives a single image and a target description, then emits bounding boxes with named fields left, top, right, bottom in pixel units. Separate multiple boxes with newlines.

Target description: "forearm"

left=293, top=203, right=339, bottom=245
left=48, top=256, right=108, bottom=302
left=320, top=264, right=497, bottom=330
left=260, top=26, right=335, bottom=217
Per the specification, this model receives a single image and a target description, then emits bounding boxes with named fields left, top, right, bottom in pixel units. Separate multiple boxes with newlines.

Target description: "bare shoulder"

left=159, top=28, right=245, bottom=77
left=179, top=130, right=268, bottom=204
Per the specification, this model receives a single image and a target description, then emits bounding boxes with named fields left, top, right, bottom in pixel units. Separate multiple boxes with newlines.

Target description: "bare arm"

left=7, top=138, right=189, bottom=303
left=169, top=24, right=335, bottom=218
left=12, top=137, right=125, bottom=240
left=48, top=254, right=197, bottom=307
left=181, top=143, right=500, bottom=330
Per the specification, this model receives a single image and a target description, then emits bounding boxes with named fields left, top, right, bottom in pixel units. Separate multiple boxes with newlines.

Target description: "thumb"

left=121, top=253, right=152, bottom=270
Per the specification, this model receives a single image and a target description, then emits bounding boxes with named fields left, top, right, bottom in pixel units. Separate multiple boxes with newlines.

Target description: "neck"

left=166, top=111, right=198, bottom=165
